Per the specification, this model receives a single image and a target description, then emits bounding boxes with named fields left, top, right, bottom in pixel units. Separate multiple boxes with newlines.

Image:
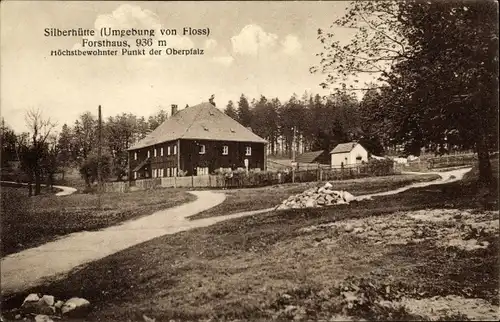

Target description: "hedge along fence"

left=427, top=153, right=477, bottom=169
left=102, top=159, right=396, bottom=192
left=395, top=153, right=480, bottom=172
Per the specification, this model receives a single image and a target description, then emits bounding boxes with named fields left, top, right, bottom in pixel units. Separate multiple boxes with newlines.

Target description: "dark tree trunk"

left=48, top=173, right=54, bottom=189
left=28, top=179, right=33, bottom=197
left=476, top=133, right=492, bottom=186
left=34, top=170, right=41, bottom=195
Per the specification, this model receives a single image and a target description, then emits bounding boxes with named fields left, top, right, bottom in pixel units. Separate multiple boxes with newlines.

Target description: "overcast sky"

left=1, top=1, right=374, bottom=133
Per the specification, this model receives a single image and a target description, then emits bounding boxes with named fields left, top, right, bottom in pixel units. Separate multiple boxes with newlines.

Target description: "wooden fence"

left=102, top=162, right=396, bottom=192
left=395, top=153, right=479, bottom=172
left=103, top=175, right=224, bottom=192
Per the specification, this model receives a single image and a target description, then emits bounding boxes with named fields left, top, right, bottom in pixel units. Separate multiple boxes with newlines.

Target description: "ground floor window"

left=196, top=167, right=209, bottom=175
left=163, top=168, right=178, bottom=177
left=133, top=171, right=137, bottom=179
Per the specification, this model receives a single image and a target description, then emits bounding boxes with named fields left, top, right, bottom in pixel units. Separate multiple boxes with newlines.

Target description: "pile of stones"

left=277, top=182, right=356, bottom=210
left=4, top=293, right=91, bottom=321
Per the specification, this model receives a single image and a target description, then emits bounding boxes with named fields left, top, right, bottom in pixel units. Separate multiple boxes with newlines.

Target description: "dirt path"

left=1, top=168, right=471, bottom=296
left=53, top=185, right=77, bottom=196
left=1, top=191, right=225, bottom=295
left=0, top=181, right=77, bottom=196
left=356, top=167, right=471, bottom=201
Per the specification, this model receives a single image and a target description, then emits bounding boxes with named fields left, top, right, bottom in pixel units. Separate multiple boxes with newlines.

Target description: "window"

left=160, top=169, right=164, bottom=177
left=196, top=167, right=209, bottom=175
left=134, top=152, right=137, bottom=160
left=173, top=168, right=177, bottom=177
left=222, top=145, right=229, bottom=155
left=154, top=148, right=157, bottom=157
left=245, top=146, right=252, bottom=156
left=160, top=147, right=164, bottom=156
left=167, top=168, right=171, bottom=177
left=147, top=150, right=151, bottom=158
left=152, top=169, right=157, bottom=178
left=199, top=144, right=206, bottom=154
left=133, top=171, right=137, bottom=179
left=167, top=146, right=171, bottom=155
left=173, top=145, right=177, bottom=155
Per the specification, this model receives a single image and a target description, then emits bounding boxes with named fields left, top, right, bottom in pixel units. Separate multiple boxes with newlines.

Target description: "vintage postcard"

left=1, top=0, right=498, bottom=321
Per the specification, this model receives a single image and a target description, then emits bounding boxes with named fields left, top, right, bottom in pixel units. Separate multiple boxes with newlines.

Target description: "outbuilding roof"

left=330, top=142, right=359, bottom=154
left=128, top=102, right=267, bottom=150
left=295, top=150, right=327, bottom=163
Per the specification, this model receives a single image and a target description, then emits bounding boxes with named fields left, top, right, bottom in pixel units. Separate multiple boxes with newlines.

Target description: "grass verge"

left=1, top=162, right=496, bottom=321
left=1, top=188, right=195, bottom=257
left=190, top=173, right=440, bottom=220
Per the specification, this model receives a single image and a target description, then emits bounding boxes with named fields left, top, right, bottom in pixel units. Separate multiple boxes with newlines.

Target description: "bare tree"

left=23, top=108, right=57, bottom=195
left=310, top=1, right=410, bottom=91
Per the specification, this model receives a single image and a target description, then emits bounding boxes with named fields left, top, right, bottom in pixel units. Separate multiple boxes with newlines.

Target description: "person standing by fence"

left=224, top=170, right=233, bottom=189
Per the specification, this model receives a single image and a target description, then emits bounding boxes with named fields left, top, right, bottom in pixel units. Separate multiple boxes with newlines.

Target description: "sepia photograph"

left=0, top=0, right=498, bottom=321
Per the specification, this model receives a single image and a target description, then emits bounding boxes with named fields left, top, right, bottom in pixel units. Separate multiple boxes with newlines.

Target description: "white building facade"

left=330, top=142, right=369, bottom=168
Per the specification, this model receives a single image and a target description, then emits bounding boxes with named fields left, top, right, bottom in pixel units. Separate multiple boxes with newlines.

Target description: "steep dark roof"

left=330, top=142, right=359, bottom=154
left=295, top=150, right=326, bottom=163
left=129, top=102, right=267, bottom=150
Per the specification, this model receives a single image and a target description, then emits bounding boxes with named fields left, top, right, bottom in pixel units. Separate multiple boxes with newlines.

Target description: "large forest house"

left=127, top=102, right=267, bottom=180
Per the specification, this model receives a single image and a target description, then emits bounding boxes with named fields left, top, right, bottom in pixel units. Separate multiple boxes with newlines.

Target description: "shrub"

left=361, top=159, right=395, bottom=176
left=213, top=168, right=232, bottom=175
left=79, top=153, right=112, bottom=188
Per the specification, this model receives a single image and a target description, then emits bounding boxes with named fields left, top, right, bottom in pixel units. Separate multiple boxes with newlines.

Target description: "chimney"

left=171, top=104, right=178, bottom=116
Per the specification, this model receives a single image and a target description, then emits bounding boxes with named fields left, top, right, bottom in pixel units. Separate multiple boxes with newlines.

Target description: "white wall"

left=350, top=144, right=369, bottom=164
left=330, top=144, right=368, bottom=167
left=331, top=152, right=349, bottom=167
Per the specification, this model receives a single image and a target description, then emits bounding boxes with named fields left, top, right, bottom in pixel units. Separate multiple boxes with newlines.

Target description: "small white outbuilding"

left=330, top=142, right=369, bottom=168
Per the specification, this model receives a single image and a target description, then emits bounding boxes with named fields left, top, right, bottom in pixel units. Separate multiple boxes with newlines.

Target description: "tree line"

left=0, top=109, right=169, bottom=194
left=2, top=88, right=395, bottom=195
left=311, top=0, right=498, bottom=183
left=2, top=0, right=497, bottom=193
left=223, top=92, right=388, bottom=157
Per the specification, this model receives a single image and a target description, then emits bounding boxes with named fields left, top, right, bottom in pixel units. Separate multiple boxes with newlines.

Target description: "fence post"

left=191, top=175, right=194, bottom=188
left=292, top=168, right=295, bottom=183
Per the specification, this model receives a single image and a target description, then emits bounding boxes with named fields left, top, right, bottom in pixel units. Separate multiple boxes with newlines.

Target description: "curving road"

left=355, top=167, right=471, bottom=201
left=0, top=168, right=471, bottom=296
left=54, top=185, right=77, bottom=196
left=0, top=181, right=77, bottom=196
left=1, top=191, right=226, bottom=295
